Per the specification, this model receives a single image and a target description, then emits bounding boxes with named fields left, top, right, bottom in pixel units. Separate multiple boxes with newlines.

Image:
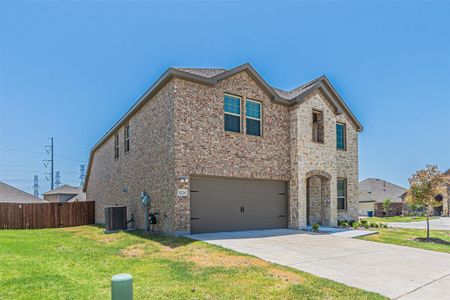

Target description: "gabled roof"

left=43, top=184, right=81, bottom=195
left=358, top=178, right=407, bottom=204
left=67, top=192, right=87, bottom=202
left=0, top=181, right=47, bottom=203
left=83, top=63, right=363, bottom=191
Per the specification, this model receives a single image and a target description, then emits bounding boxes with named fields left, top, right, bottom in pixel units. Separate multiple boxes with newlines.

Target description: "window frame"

left=124, top=123, right=130, bottom=154
left=312, top=109, right=324, bottom=144
left=337, top=178, right=347, bottom=211
left=224, top=93, right=242, bottom=133
left=114, top=133, right=120, bottom=159
left=245, top=98, right=262, bottom=137
left=336, top=122, right=346, bottom=151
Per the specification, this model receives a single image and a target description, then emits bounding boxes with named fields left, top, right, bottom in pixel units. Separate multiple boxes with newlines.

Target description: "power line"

left=0, top=148, right=86, bottom=163
left=54, top=154, right=86, bottom=163
left=0, top=148, right=43, bottom=154
left=1, top=179, right=32, bottom=182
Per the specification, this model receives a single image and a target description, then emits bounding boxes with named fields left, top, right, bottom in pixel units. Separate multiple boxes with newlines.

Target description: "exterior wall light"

left=179, top=176, right=189, bottom=183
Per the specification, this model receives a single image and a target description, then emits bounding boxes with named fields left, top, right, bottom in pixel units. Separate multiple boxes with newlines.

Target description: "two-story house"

left=84, top=63, right=363, bottom=235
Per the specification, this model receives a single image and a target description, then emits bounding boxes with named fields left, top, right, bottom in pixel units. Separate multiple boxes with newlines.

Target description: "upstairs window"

left=114, top=133, right=119, bottom=159
left=246, top=99, right=262, bottom=136
left=336, top=123, right=346, bottom=150
left=124, top=124, right=130, bottom=153
left=312, top=110, right=324, bottom=143
left=224, top=94, right=241, bottom=133
left=337, top=178, right=347, bottom=210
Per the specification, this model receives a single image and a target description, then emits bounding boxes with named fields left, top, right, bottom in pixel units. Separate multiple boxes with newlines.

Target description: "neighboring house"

left=358, top=178, right=406, bottom=216
left=84, top=63, right=363, bottom=235
left=43, top=185, right=86, bottom=203
left=443, top=168, right=450, bottom=216
left=0, top=181, right=47, bottom=203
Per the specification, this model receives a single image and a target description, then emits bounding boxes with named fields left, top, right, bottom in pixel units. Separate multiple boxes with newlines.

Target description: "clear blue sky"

left=1, top=1, right=449, bottom=195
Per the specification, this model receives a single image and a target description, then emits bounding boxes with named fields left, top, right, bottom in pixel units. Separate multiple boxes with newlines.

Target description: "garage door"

left=190, top=177, right=288, bottom=234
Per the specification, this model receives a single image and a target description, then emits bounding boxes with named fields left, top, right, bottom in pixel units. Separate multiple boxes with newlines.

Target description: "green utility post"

left=111, top=274, right=133, bottom=300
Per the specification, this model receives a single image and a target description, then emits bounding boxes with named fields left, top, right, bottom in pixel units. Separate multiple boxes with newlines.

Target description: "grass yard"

left=359, top=228, right=450, bottom=253
left=0, top=226, right=384, bottom=300
left=360, top=216, right=436, bottom=223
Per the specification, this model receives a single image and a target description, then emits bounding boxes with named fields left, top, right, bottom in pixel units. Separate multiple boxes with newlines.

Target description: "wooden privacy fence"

left=0, top=201, right=95, bottom=229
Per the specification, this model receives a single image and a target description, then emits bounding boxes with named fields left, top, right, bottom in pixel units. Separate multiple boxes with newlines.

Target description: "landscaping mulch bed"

left=413, top=237, right=450, bottom=245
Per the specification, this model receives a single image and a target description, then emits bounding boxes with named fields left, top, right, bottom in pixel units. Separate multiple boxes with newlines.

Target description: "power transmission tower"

left=54, top=171, right=61, bottom=188
left=44, top=137, right=54, bottom=190
left=79, top=164, right=86, bottom=187
left=33, top=175, right=40, bottom=197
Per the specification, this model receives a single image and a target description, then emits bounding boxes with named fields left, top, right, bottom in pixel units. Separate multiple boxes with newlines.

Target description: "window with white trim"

left=337, top=178, right=347, bottom=210
left=224, top=94, right=241, bottom=133
left=246, top=99, right=262, bottom=136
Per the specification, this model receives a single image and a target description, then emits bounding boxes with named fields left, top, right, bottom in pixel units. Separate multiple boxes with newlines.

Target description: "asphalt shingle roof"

left=174, top=67, right=323, bottom=101
left=174, top=68, right=227, bottom=78
left=359, top=178, right=406, bottom=204
left=43, top=184, right=81, bottom=195
left=0, top=181, right=47, bottom=203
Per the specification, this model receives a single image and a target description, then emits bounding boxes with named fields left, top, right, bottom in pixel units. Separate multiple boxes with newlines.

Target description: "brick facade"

left=86, top=67, right=360, bottom=235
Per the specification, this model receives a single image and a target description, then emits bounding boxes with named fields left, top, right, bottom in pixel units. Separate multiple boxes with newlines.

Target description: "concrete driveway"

left=388, top=217, right=450, bottom=231
left=189, top=229, right=450, bottom=299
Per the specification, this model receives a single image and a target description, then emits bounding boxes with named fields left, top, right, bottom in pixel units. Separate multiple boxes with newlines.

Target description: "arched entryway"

left=306, top=170, right=332, bottom=226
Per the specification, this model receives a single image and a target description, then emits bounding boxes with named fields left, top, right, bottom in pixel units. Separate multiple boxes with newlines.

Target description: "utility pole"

left=33, top=175, right=40, bottom=197
left=54, top=171, right=61, bottom=188
left=79, top=164, right=86, bottom=187
left=44, top=137, right=54, bottom=190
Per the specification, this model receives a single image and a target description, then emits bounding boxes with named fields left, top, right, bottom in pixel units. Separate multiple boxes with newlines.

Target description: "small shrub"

left=352, top=221, right=360, bottom=229
left=364, top=224, right=369, bottom=229
left=340, top=221, right=348, bottom=227
left=312, top=223, right=320, bottom=232
left=373, top=223, right=379, bottom=228
left=360, top=219, right=368, bottom=225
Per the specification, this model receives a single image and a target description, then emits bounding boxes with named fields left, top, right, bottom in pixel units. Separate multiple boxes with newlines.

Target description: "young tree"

left=383, top=198, right=392, bottom=216
left=405, top=165, right=449, bottom=241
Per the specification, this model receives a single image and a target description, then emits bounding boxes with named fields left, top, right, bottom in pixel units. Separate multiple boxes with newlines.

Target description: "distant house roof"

left=359, top=178, right=406, bottom=204
left=43, top=184, right=81, bottom=196
left=67, top=194, right=86, bottom=202
left=0, top=181, right=47, bottom=203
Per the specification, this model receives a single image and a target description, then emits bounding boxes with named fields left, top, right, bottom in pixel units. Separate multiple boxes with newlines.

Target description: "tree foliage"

left=383, top=198, right=391, bottom=215
left=405, top=165, right=449, bottom=240
left=405, top=165, right=448, bottom=208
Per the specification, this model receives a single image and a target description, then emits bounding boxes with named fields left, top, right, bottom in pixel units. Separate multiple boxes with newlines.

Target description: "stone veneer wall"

left=86, top=82, right=177, bottom=233
left=172, top=71, right=291, bottom=234
left=335, top=110, right=360, bottom=221
left=290, top=90, right=359, bottom=228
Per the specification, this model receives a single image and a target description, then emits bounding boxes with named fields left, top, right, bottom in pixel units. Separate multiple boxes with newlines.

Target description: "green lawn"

left=360, top=228, right=450, bottom=253
left=360, top=216, right=436, bottom=223
left=0, top=226, right=384, bottom=300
